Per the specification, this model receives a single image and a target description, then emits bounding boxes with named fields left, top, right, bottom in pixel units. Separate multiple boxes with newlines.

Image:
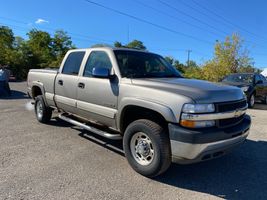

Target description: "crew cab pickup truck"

left=27, top=47, right=251, bottom=177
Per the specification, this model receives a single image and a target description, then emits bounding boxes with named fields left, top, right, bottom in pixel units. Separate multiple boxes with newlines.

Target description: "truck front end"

left=169, top=99, right=251, bottom=164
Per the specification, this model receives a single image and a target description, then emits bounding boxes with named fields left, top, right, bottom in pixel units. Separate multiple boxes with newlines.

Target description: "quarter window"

left=83, top=51, right=112, bottom=77
left=62, top=51, right=85, bottom=75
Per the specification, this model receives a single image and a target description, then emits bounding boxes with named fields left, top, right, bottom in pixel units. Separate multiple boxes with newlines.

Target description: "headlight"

left=241, top=86, right=249, bottom=92
left=182, top=103, right=215, bottom=113
left=180, top=103, right=215, bottom=128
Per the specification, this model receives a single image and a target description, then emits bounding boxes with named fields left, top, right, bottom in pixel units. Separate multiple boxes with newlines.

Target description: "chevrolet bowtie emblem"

left=234, top=109, right=243, bottom=118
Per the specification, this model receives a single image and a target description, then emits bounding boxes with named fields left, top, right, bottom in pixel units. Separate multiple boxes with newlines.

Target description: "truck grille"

left=215, top=99, right=247, bottom=128
left=215, top=99, right=247, bottom=113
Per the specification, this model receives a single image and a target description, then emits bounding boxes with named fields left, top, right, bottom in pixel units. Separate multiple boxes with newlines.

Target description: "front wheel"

left=123, top=119, right=171, bottom=177
left=248, top=93, right=255, bottom=108
left=34, top=95, right=52, bottom=123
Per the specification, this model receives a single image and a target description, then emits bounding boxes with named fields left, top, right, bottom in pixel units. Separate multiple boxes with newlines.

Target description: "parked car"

left=27, top=47, right=251, bottom=177
left=221, top=73, right=267, bottom=108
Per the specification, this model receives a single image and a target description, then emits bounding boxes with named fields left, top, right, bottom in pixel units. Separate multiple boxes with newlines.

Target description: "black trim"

left=169, top=115, right=251, bottom=144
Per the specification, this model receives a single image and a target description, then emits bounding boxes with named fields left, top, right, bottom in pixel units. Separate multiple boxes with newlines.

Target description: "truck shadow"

left=250, top=103, right=267, bottom=110
left=155, top=139, right=267, bottom=200
left=76, top=130, right=267, bottom=199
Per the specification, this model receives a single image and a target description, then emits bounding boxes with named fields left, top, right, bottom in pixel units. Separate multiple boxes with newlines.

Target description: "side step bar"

left=59, top=114, right=122, bottom=140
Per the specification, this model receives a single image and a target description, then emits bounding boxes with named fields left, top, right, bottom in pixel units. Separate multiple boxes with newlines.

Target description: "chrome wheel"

left=130, top=132, right=154, bottom=166
left=36, top=100, right=43, bottom=119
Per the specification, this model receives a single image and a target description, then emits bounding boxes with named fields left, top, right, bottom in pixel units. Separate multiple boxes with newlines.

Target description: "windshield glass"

left=114, top=50, right=182, bottom=78
left=222, top=74, right=254, bottom=84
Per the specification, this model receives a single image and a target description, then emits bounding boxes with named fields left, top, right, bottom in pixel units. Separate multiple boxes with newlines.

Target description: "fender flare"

left=31, top=81, right=48, bottom=106
left=117, top=97, right=177, bottom=131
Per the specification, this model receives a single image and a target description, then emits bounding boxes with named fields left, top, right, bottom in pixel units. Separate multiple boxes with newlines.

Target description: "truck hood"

left=220, top=81, right=252, bottom=88
left=131, top=78, right=245, bottom=103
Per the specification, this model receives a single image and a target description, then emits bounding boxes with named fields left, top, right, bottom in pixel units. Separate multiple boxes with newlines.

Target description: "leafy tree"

left=0, top=26, right=15, bottom=66
left=27, top=29, right=54, bottom=68
left=202, top=33, right=254, bottom=82
left=114, top=41, right=123, bottom=48
left=113, top=40, right=146, bottom=50
left=126, top=40, right=146, bottom=50
left=50, top=30, right=75, bottom=66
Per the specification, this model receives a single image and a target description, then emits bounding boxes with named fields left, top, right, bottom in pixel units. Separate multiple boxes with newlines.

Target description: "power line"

left=0, top=22, right=113, bottom=44
left=133, top=0, right=225, bottom=38
left=157, top=0, right=229, bottom=36
left=190, top=0, right=267, bottom=41
left=83, top=0, right=213, bottom=45
left=0, top=16, right=114, bottom=43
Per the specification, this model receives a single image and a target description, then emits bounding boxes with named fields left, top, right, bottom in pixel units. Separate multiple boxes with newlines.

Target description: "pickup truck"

left=27, top=47, right=251, bottom=177
left=221, top=73, right=267, bottom=108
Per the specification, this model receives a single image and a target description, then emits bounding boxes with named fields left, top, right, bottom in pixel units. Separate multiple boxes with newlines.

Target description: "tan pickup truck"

left=27, top=47, right=251, bottom=177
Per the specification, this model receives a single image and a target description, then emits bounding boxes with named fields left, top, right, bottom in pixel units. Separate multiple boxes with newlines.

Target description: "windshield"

left=222, top=74, right=254, bottom=84
left=114, top=50, right=182, bottom=78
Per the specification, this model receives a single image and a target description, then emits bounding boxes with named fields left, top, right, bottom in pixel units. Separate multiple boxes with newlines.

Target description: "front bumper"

left=169, top=115, right=251, bottom=164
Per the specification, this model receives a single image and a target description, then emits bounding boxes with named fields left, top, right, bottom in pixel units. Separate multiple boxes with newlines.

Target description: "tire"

left=123, top=119, right=171, bottom=177
left=34, top=95, right=52, bottom=123
left=248, top=93, right=255, bottom=108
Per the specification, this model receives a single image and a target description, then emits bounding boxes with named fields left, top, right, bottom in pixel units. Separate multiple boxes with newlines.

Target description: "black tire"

left=123, top=119, right=171, bottom=177
left=248, top=93, right=255, bottom=108
left=34, top=95, right=52, bottom=123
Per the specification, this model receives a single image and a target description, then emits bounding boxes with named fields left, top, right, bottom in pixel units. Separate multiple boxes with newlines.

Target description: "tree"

left=27, top=29, right=54, bottom=68
left=51, top=30, right=75, bottom=66
left=202, top=33, right=254, bottom=82
left=113, top=40, right=146, bottom=50
left=0, top=26, right=15, bottom=66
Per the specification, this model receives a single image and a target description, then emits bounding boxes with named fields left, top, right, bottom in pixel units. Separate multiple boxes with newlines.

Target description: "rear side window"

left=62, top=51, right=85, bottom=75
left=83, top=51, right=112, bottom=77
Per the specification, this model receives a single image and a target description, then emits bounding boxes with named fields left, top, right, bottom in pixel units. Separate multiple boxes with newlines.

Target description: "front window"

left=222, top=74, right=254, bottom=84
left=114, top=50, right=182, bottom=78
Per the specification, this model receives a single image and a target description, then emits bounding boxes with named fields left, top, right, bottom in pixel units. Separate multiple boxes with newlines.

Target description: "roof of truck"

left=69, top=46, right=149, bottom=53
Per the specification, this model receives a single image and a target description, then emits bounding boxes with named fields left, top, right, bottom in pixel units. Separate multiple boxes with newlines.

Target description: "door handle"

left=78, top=82, right=85, bottom=89
left=58, top=80, right=63, bottom=85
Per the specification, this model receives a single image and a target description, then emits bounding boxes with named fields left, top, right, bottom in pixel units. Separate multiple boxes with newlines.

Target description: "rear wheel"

left=35, top=95, right=52, bottom=123
left=123, top=119, right=171, bottom=177
left=248, top=93, right=255, bottom=108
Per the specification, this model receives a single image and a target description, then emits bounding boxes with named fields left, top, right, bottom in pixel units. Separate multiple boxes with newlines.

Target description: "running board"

left=59, top=114, right=122, bottom=140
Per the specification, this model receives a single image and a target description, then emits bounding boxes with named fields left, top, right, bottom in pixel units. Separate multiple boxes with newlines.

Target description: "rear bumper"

left=169, top=115, right=251, bottom=164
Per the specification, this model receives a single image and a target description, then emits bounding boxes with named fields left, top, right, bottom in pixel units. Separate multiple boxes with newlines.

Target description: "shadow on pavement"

left=46, top=117, right=74, bottom=128
left=0, top=90, right=29, bottom=99
left=251, top=103, right=267, bottom=110
left=155, top=139, right=267, bottom=200
left=75, top=129, right=267, bottom=199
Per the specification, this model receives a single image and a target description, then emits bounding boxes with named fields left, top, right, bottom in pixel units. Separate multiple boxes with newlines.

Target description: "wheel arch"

left=117, top=98, right=176, bottom=133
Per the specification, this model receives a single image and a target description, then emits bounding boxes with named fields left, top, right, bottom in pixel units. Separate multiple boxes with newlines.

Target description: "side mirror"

left=256, top=80, right=263, bottom=85
left=92, top=67, right=110, bottom=78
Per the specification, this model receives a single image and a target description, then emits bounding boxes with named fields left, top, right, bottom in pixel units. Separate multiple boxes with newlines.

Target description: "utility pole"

left=187, top=50, right=192, bottom=67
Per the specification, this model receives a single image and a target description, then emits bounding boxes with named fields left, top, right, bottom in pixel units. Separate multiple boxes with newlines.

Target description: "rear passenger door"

left=55, top=51, right=85, bottom=114
left=76, top=50, right=119, bottom=128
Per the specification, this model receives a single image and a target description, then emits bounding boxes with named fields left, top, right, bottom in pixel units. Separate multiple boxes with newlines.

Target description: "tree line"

left=0, top=26, right=259, bottom=81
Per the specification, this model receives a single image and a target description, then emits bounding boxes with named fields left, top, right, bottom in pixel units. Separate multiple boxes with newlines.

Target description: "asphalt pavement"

left=0, top=82, right=267, bottom=200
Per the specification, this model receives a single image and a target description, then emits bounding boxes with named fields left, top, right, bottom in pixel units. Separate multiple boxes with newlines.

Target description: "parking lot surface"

left=0, top=82, right=267, bottom=200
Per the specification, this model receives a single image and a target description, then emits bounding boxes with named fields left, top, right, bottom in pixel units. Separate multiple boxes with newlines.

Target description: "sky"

left=0, top=0, right=267, bottom=68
